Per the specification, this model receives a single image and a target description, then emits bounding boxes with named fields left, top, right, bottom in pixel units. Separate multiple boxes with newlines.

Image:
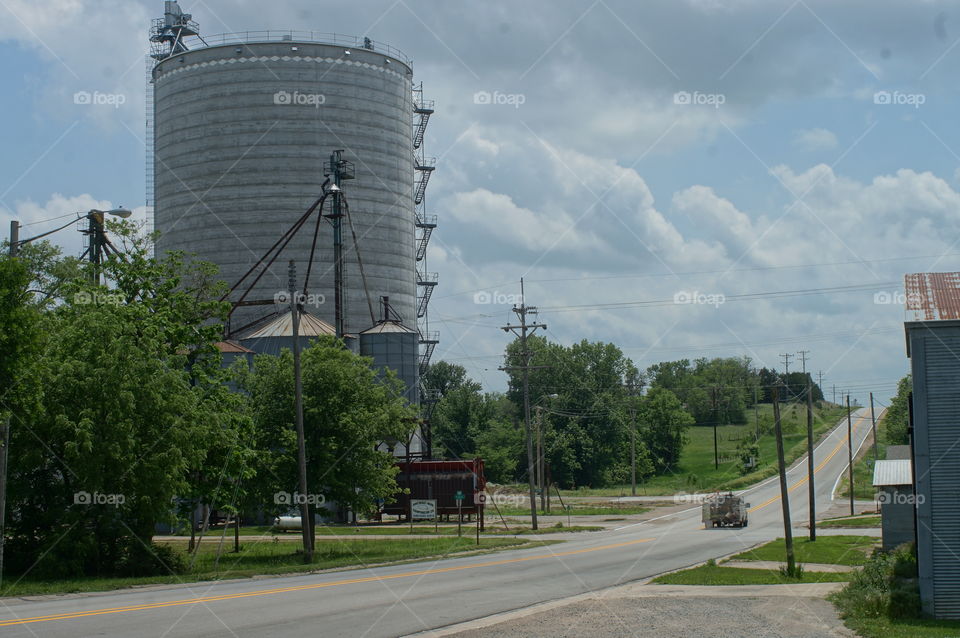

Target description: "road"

left=0, top=408, right=875, bottom=637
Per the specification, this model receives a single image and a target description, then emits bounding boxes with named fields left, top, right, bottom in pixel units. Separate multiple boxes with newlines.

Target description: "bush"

left=832, top=542, right=919, bottom=620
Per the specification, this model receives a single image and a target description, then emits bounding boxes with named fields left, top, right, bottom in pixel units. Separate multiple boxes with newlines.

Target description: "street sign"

left=410, top=499, right=437, bottom=520
left=454, top=490, right=464, bottom=502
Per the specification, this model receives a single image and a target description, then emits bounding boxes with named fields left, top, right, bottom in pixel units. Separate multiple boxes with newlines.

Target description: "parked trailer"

left=383, top=459, right=486, bottom=527
left=702, top=492, right=750, bottom=528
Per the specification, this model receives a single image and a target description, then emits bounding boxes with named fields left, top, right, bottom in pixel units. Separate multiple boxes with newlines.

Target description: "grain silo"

left=148, top=2, right=440, bottom=455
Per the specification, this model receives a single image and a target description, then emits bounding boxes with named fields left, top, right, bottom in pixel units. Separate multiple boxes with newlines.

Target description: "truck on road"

left=702, top=492, right=749, bottom=528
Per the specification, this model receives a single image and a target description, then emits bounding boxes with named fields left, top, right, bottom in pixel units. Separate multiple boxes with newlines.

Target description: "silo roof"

left=215, top=340, right=254, bottom=353
left=873, top=459, right=913, bottom=487
left=242, top=311, right=336, bottom=338
left=905, top=272, right=960, bottom=321
left=360, top=321, right=416, bottom=335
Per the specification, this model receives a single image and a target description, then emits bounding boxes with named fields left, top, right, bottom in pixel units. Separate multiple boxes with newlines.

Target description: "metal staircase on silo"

left=413, top=83, right=440, bottom=457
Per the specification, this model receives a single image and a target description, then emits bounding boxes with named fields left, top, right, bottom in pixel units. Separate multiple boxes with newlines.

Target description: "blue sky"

left=3, top=0, right=960, bottom=404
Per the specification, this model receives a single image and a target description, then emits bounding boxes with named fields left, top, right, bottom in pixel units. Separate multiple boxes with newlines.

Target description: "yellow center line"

left=0, top=537, right=655, bottom=627
left=748, top=413, right=869, bottom=513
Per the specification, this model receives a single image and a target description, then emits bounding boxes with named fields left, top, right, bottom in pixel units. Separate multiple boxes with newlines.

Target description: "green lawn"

left=818, top=516, right=882, bottom=529
left=837, top=411, right=886, bottom=500
left=840, top=617, right=960, bottom=638
left=557, top=403, right=848, bottom=497
left=229, top=524, right=601, bottom=536
left=0, top=536, right=540, bottom=598
left=653, top=565, right=852, bottom=586
left=729, top=535, right=877, bottom=566
left=561, top=403, right=847, bottom=496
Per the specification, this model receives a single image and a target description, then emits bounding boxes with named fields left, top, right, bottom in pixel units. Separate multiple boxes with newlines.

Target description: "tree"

left=5, top=223, right=241, bottom=578
left=638, top=387, right=694, bottom=472
left=884, top=375, right=912, bottom=446
left=242, top=336, right=417, bottom=518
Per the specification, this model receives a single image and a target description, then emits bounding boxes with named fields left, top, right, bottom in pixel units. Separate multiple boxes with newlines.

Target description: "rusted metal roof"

left=215, top=340, right=254, bottom=353
left=242, top=310, right=336, bottom=339
left=873, top=459, right=913, bottom=487
left=905, top=272, right=960, bottom=321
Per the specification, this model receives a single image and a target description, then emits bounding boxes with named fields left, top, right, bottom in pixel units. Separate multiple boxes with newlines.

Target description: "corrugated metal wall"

left=908, top=322, right=960, bottom=619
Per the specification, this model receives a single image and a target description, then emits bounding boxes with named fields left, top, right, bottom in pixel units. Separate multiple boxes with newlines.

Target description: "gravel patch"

left=412, top=583, right=855, bottom=638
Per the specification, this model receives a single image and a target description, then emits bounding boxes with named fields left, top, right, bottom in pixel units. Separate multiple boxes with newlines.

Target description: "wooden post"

left=773, top=385, right=796, bottom=575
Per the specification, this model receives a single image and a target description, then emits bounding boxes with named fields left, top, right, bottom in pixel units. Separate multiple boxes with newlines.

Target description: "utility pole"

left=0, top=415, right=9, bottom=587
left=832, top=384, right=836, bottom=405
left=290, top=261, right=313, bottom=561
left=869, top=392, right=878, bottom=463
left=780, top=353, right=793, bottom=398
left=801, top=353, right=816, bottom=541
left=711, top=386, right=719, bottom=469
left=8, top=221, right=18, bottom=257
left=754, top=386, right=760, bottom=441
left=625, top=381, right=642, bottom=496
left=773, top=383, right=796, bottom=575
left=817, top=371, right=824, bottom=398
left=500, top=279, right=547, bottom=530
left=535, top=406, right=545, bottom=512
left=847, top=394, right=854, bottom=517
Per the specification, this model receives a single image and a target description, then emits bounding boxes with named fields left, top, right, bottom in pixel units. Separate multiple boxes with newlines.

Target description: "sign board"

left=410, top=499, right=437, bottom=520
left=454, top=490, right=465, bottom=502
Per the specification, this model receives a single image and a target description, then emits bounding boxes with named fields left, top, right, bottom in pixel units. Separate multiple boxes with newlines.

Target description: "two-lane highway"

left=0, top=409, right=876, bottom=637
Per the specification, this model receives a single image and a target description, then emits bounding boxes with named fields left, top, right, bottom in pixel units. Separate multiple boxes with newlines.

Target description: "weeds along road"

left=0, top=409, right=873, bottom=638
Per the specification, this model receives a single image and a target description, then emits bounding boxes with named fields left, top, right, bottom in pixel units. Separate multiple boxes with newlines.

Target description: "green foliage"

left=4, top=223, right=248, bottom=579
left=832, top=542, right=921, bottom=621
left=736, top=437, right=760, bottom=476
left=884, top=376, right=912, bottom=446
left=638, top=387, right=692, bottom=473
left=241, top=337, right=418, bottom=516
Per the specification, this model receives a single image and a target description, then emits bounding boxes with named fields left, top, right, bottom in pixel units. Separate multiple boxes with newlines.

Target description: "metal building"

left=147, top=3, right=442, bottom=454
left=904, top=272, right=960, bottom=619
left=149, top=2, right=433, bottom=339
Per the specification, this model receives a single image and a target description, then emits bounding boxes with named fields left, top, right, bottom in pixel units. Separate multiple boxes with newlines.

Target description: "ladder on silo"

left=414, top=160, right=435, bottom=205
left=418, top=329, right=439, bottom=376
left=416, top=271, right=437, bottom=318
left=416, top=214, right=436, bottom=262
left=413, top=102, right=434, bottom=150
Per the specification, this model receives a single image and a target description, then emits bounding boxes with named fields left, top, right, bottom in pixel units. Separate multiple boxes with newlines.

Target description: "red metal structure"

left=384, top=459, right=485, bottom=528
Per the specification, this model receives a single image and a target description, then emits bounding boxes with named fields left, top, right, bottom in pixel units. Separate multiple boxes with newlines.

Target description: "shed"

left=872, top=459, right=916, bottom=551
left=904, top=272, right=960, bottom=618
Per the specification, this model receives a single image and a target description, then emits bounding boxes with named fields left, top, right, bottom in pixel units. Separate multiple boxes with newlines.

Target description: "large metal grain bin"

left=152, top=32, right=416, bottom=334
left=904, top=272, right=960, bottom=619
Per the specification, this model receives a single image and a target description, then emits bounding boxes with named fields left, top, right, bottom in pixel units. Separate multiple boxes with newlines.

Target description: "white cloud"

left=793, top=128, right=839, bottom=151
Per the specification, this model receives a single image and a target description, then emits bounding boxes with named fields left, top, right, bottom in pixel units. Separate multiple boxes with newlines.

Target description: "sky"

left=2, top=0, right=958, bottom=405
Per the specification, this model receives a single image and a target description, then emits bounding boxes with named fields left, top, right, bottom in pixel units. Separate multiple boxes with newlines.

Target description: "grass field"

left=653, top=535, right=876, bottom=586
left=653, top=564, right=852, bottom=585
left=837, top=409, right=886, bottom=501
left=490, top=504, right=651, bottom=517
left=838, top=616, right=960, bottom=638
left=818, top=515, right=882, bottom=529
left=728, top=535, right=877, bottom=566
left=0, top=536, right=541, bottom=598
left=558, top=403, right=849, bottom=497
left=227, top=524, right=602, bottom=536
